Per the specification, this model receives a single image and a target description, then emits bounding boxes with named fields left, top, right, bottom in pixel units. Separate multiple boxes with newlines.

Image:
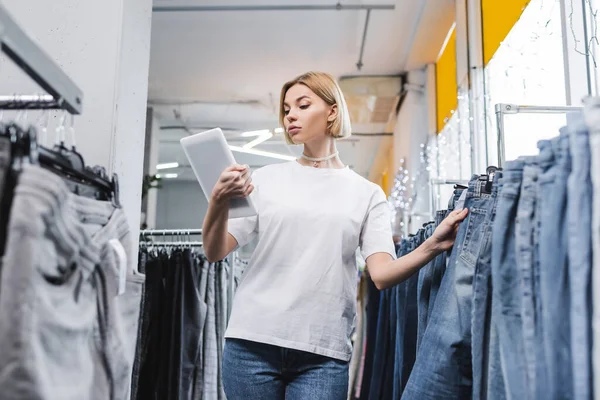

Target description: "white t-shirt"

left=225, top=160, right=396, bottom=361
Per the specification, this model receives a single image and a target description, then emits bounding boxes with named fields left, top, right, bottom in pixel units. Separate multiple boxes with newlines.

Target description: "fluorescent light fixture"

left=229, top=145, right=296, bottom=161
left=155, top=173, right=178, bottom=179
left=274, top=127, right=284, bottom=134
left=241, top=129, right=271, bottom=137
left=156, top=162, right=179, bottom=170
left=243, top=132, right=273, bottom=149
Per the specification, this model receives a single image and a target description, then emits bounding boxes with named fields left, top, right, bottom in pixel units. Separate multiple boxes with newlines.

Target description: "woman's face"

left=283, top=83, right=336, bottom=144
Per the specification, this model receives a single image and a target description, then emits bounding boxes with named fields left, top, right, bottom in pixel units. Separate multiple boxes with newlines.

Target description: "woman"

left=202, top=71, right=469, bottom=399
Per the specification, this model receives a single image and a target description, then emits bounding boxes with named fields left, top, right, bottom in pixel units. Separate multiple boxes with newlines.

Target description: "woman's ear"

left=328, top=104, right=338, bottom=122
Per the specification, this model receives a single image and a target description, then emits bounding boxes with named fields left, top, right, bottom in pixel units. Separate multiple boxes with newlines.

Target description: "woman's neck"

left=298, top=139, right=344, bottom=169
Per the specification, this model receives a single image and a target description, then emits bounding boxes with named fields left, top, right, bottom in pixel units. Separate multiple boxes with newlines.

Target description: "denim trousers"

left=492, top=159, right=530, bottom=399
left=402, top=176, right=496, bottom=399
left=416, top=222, right=439, bottom=351
left=583, top=98, right=600, bottom=400
left=471, top=172, right=500, bottom=400
left=222, top=338, right=349, bottom=400
left=566, top=116, right=594, bottom=400
left=538, top=132, right=572, bottom=399
left=515, top=157, right=541, bottom=399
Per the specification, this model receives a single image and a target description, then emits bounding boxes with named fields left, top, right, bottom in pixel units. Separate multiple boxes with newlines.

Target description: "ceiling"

left=148, top=0, right=455, bottom=181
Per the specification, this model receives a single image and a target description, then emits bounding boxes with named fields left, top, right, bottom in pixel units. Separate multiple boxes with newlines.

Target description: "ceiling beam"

left=153, top=4, right=395, bottom=12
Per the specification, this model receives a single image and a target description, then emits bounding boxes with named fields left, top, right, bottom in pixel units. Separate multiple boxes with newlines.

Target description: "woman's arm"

left=202, top=197, right=238, bottom=262
left=203, top=164, right=253, bottom=262
left=366, top=208, right=469, bottom=290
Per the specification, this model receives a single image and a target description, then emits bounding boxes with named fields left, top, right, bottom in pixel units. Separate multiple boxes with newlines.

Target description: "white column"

left=0, top=0, right=153, bottom=253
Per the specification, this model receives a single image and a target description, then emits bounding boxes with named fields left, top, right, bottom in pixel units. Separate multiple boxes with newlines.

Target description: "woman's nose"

left=287, top=112, right=297, bottom=122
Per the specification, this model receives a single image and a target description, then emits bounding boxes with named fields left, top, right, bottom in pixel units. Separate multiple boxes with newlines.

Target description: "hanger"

left=483, top=165, right=500, bottom=194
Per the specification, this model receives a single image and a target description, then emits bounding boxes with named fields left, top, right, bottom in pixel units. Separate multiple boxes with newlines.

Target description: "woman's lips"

left=288, top=127, right=301, bottom=135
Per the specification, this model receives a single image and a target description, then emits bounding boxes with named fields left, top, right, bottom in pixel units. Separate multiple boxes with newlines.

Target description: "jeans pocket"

left=459, top=207, right=488, bottom=268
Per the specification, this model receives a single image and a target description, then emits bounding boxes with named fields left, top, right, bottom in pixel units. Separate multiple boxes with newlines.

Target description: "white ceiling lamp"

left=156, top=162, right=179, bottom=170
left=240, top=129, right=271, bottom=137
left=243, top=131, right=273, bottom=149
left=229, top=145, right=296, bottom=161
left=156, top=173, right=178, bottom=179
left=274, top=127, right=284, bottom=134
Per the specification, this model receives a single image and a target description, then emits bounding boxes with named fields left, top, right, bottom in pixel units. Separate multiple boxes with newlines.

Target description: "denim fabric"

left=566, top=116, right=594, bottom=400
left=392, top=242, right=409, bottom=400
left=358, top=274, right=380, bottom=399
left=492, top=159, right=529, bottom=399
left=538, top=132, right=572, bottom=399
left=416, top=223, right=437, bottom=350
left=427, top=212, right=449, bottom=326
left=400, top=271, right=419, bottom=391
left=368, top=289, right=391, bottom=399
left=222, top=338, right=349, bottom=400
left=471, top=172, right=500, bottom=400
left=381, top=284, right=398, bottom=399
left=583, top=98, right=600, bottom=400
left=515, top=158, right=541, bottom=399
left=402, top=175, right=495, bottom=399
left=533, top=139, right=553, bottom=399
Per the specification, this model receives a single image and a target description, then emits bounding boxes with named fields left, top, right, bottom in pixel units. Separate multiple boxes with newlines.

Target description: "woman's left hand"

left=429, top=208, right=469, bottom=252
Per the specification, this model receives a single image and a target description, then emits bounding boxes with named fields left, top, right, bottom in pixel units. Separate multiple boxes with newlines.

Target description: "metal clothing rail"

left=0, top=5, right=83, bottom=114
left=430, top=178, right=470, bottom=186
left=140, top=229, right=202, bottom=236
left=494, top=103, right=583, bottom=167
left=153, top=4, right=395, bottom=12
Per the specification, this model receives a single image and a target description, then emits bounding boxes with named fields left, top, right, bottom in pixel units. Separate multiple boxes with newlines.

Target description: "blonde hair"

left=279, top=71, right=352, bottom=145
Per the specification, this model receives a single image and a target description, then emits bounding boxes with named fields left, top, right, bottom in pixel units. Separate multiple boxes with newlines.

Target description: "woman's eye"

left=284, top=110, right=290, bottom=115
left=300, top=104, right=309, bottom=110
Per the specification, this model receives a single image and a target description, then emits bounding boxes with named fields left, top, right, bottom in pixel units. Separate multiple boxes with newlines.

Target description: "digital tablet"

left=180, top=128, right=258, bottom=219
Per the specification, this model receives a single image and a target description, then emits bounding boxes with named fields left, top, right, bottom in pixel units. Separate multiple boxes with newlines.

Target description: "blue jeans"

left=492, top=159, right=528, bottom=399
left=515, top=157, right=541, bottom=399
left=222, top=338, right=349, bottom=399
left=539, top=132, right=572, bottom=399
left=402, top=176, right=495, bottom=399
left=416, top=222, right=438, bottom=351
left=471, top=172, right=500, bottom=400
left=566, top=116, right=594, bottom=400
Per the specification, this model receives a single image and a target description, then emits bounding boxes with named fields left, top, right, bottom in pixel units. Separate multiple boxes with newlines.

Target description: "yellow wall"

left=435, top=26, right=457, bottom=133
left=482, top=0, right=531, bottom=65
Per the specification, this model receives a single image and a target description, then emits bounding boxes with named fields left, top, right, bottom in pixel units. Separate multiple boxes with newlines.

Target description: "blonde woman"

left=202, top=71, right=468, bottom=399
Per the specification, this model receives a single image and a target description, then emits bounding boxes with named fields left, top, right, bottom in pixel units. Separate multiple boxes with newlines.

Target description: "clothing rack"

left=0, top=4, right=83, bottom=113
left=139, top=228, right=236, bottom=318
left=494, top=103, right=582, bottom=167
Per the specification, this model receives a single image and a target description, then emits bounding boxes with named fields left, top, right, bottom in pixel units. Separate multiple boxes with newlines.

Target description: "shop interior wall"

left=0, top=0, right=154, bottom=254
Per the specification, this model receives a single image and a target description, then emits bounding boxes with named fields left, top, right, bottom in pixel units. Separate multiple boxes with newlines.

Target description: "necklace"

left=301, top=151, right=339, bottom=168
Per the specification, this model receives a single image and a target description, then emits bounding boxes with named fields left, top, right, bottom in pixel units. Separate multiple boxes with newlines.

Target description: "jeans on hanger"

left=515, top=157, right=541, bottom=399
left=402, top=176, right=495, bottom=399
left=471, top=172, right=501, bottom=400
left=491, top=159, right=528, bottom=399
left=358, top=273, right=380, bottom=400
left=583, top=98, right=600, bottom=400
left=222, top=338, right=349, bottom=400
left=368, top=288, right=391, bottom=400
left=416, top=222, right=437, bottom=350
left=538, top=132, right=572, bottom=399
left=566, top=116, right=594, bottom=400
left=392, top=241, right=409, bottom=399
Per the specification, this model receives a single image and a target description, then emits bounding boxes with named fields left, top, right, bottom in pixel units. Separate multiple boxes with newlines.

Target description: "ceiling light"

left=164, top=173, right=178, bottom=179
left=274, top=127, right=284, bottom=134
left=229, top=145, right=296, bottom=161
left=243, top=132, right=273, bottom=149
left=241, top=129, right=271, bottom=137
left=156, top=162, right=179, bottom=170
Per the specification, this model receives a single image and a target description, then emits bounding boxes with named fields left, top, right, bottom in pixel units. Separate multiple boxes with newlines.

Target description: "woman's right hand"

left=211, top=164, right=254, bottom=203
